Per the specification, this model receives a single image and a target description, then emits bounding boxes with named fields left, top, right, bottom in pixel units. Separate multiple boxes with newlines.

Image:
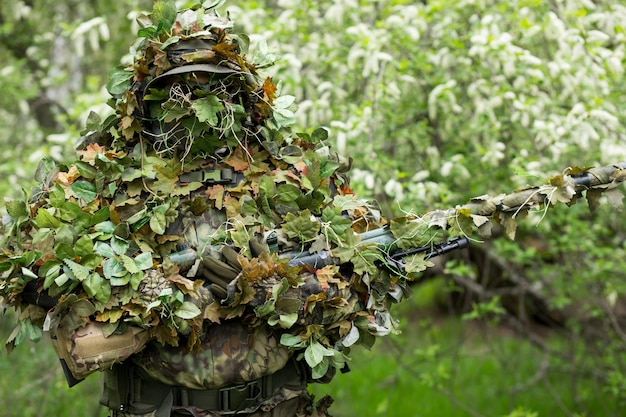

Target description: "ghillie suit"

left=1, top=2, right=626, bottom=417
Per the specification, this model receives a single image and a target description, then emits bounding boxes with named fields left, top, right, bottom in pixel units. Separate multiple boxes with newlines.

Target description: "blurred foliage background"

left=1, top=0, right=626, bottom=416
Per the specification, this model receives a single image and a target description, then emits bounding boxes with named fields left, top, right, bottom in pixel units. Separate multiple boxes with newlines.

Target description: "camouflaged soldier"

left=85, top=5, right=340, bottom=416
left=1, top=3, right=411, bottom=416
left=44, top=3, right=366, bottom=416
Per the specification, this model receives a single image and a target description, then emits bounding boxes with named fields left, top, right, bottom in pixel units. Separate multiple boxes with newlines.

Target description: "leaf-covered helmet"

left=104, top=2, right=274, bottom=159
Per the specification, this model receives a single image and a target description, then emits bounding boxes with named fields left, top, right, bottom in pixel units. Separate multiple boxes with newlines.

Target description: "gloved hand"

left=198, top=246, right=241, bottom=299
left=198, top=237, right=270, bottom=299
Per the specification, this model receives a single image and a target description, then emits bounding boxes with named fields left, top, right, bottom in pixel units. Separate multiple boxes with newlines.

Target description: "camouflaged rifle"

left=169, top=162, right=626, bottom=300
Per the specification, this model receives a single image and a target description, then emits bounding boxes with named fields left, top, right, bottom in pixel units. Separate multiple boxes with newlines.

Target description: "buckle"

left=218, top=380, right=263, bottom=414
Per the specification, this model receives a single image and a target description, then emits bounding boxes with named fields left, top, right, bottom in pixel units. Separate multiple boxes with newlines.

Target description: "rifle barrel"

left=570, top=162, right=626, bottom=188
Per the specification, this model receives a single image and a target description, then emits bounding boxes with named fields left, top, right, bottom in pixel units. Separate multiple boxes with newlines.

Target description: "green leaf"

left=15, top=320, right=42, bottom=345
left=146, top=299, right=162, bottom=312
left=320, top=159, right=341, bottom=179
left=143, top=88, right=170, bottom=102
left=94, top=280, right=111, bottom=303
left=0, top=262, right=11, bottom=273
left=281, top=209, right=320, bottom=242
left=192, top=95, right=224, bottom=126
left=74, top=161, right=98, bottom=179
left=20, top=267, right=38, bottom=280
left=390, top=217, right=429, bottom=251
left=74, top=235, right=94, bottom=257
left=120, top=254, right=141, bottom=274
left=273, top=95, right=296, bottom=109
left=5, top=199, right=28, bottom=219
left=111, top=236, right=129, bottom=256
left=83, top=111, right=101, bottom=131
left=94, top=241, right=115, bottom=258
left=149, top=210, right=167, bottom=234
left=275, top=298, right=302, bottom=314
left=276, top=184, right=302, bottom=202
left=152, top=1, right=177, bottom=31
left=126, top=208, right=148, bottom=226
left=91, top=206, right=111, bottom=225
left=130, top=272, right=143, bottom=291
left=106, top=66, right=133, bottom=95
left=271, top=278, right=290, bottom=299
left=160, top=35, right=180, bottom=50
left=258, top=175, right=276, bottom=196
left=71, top=180, right=97, bottom=203
left=160, top=100, right=191, bottom=123
left=34, top=208, right=60, bottom=229
left=71, top=299, right=97, bottom=317
left=331, top=229, right=360, bottom=263
left=403, top=253, right=435, bottom=275
left=310, top=358, right=330, bottom=380
left=230, top=224, right=250, bottom=252
left=174, top=301, right=201, bottom=319
left=54, top=273, right=70, bottom=287
left=241, top=195, right=258, bottom=216
left=49, top=184, right=66, bottom=208
left=55, top=223, right=74, bottom=245
left=321, top=207, right=353, bottom=241
left=280, top=333, right=306, bottom=348
left=41, top=262, right=62, bottom=290
left=273, top=108, right=296, bottom=127
left=304, top=340, right=334, bottom=368
left=109, top=273, right=130, bottom=287
left=311, top=127, right=329, bottom=142
left=134, top=252, right=153, bottom=270
left=63, top=259, right=91, bottom=281
left=113, top=223, right=131, bottom=239
left=81, top=254, right=104, bottom=270
left=83, top=272, right=108, bottom=302
left=279, top=145, right=303, bottom=164
left=254, top=300, right=276, bottom=317
left=351, top=246, right=385, bottom=275
left=94, top=221, right=116, bottom=234
left=15, top=251, right=41, bottom=267
left=54, top=243, right=75, bottom=260
left=33, top=157, right=56, bottom=183
left=103, top=258, right=125, bottom=279
left=137, top=26, right=157, bottom=39
left=278, top=313, right=298, bottom=328
left=59, top=202, right=82, bottom=222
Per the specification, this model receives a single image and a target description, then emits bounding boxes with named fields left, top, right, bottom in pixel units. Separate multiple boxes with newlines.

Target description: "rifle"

left=170, top=162, right=626, bottom=280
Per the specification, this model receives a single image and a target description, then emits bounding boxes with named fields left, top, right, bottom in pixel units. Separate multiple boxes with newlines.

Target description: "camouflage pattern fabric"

left=133, top=321, right=290, bottom=390
left=50, top=321, right=150, bottom=380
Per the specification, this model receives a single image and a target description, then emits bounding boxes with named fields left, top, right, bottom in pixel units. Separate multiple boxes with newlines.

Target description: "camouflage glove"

left=198, top=246, right=241, bottom=299
left=198, top=238, right=270, bottom=299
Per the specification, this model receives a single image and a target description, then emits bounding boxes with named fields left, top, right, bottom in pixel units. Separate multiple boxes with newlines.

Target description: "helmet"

left=104, top=3, right=273, bottom=160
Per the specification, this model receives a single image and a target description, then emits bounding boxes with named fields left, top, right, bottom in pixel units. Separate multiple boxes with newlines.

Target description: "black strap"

left=127, top=359, right=306, bottom=415
left=178, top=168, right=237, bottom=185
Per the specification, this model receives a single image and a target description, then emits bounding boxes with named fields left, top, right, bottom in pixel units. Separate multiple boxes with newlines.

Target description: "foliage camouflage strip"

left=1, top=0, right=626, bottom=388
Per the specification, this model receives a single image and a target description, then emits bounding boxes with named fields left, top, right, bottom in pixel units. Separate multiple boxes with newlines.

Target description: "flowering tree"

left=230, top=0, right=626, bottom=414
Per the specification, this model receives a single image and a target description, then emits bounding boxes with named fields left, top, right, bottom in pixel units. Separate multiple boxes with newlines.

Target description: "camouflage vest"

left=133, top=321, right=291, bottom=390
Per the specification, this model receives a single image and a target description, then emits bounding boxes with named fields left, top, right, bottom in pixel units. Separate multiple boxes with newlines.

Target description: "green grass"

left=309, top=285, right=620, bottom=417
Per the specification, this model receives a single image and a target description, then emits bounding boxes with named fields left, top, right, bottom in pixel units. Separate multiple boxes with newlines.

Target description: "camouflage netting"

left=2, top=1, right=626, bottom=388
